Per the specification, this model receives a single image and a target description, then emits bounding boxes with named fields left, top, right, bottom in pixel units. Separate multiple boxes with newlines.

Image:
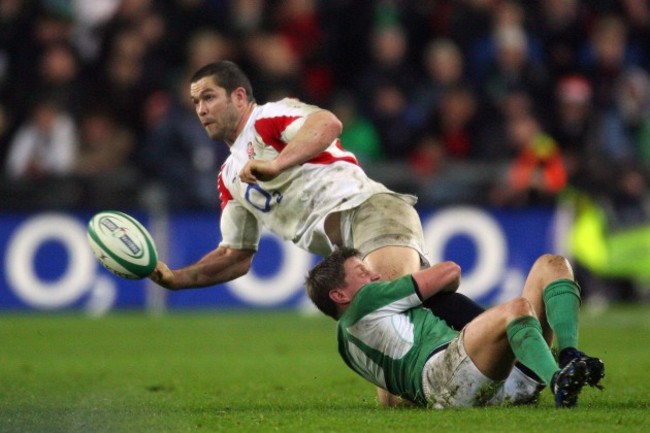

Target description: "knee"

left=533, top=254, right=574, bottom=278
left=506, top=297, right=535, bottom=320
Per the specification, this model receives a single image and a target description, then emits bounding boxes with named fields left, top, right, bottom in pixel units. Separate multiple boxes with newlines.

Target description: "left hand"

left=239, top=159, right=281, bottom=184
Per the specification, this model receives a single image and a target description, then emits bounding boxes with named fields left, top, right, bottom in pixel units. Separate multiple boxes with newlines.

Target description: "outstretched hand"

left=149, top=261, right=175, bottom=289
left=239, top=159, right=281, bottom=184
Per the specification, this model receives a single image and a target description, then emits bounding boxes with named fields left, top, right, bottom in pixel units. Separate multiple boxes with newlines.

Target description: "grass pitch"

left=1, top=305, right=649, bottom=433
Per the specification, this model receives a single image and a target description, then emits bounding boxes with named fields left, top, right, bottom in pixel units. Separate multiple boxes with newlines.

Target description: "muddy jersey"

left=337, top=276, right=459, bottom=405
left=217, top=98, right=404, bottom=256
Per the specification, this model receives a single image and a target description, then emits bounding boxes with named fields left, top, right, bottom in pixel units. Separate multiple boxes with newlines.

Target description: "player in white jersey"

left=306, top=248, right=605, bottom=408
left=149, top=60, right=486, bottom=405
left=216, top=96, right=400, bottom=257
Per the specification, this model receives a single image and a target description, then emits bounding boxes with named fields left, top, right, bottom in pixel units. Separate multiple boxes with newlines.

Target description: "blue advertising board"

left=0, top=207, right=561, bottom=314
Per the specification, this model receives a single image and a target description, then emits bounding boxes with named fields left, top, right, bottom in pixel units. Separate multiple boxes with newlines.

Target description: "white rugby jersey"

left=217, top=98, right=396, bottom=256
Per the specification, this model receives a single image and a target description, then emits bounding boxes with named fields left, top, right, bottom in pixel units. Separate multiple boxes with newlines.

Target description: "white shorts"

left=422, top=330, right=503, bottom=409
left=340, top=193, right=430, bottom=267
left=421, top=330, right=544, bottom=408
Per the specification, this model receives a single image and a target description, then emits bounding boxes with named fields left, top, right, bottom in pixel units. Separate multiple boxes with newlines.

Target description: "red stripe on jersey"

left=217, top=168, right=232, bottom=210
left=307, top=139, right=359, bottom=166
left=254, top=115, right=301, bottom=152
left=255, top=114, right=360, bottom=167
left=307, top=153, right=359, bottom=165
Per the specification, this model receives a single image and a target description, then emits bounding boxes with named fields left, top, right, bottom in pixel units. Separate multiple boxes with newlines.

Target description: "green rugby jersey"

left=337, top=275, right=459, bottom=405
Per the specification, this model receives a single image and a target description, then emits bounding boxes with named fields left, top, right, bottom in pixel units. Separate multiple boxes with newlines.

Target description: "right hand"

left=149, top=261, right=175, bottom=289
left=239, top=159, right=282, bottom=184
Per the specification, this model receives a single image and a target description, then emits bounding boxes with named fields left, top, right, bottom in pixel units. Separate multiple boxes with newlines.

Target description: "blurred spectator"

left=474, top=86, right=534, bottom=161
left=183, top=29, right=232, bottom=80
left=624, top=69, right=650, bottom=171
left=616, top=67, right=650, bottom=129
left=227, top=0, right=266, bottom=37
left=408, top=134, right=446, bottom=179
left=89, top=27, right=153, bottom=140
left=410, top=85, right=500, bottom=205
left=4, top=97, right=78, bottom=180
left=356, top=24, right=420, bottom=113
left=70, top=0, right=121, bottom=62
left=605, top=167, right=650, bottom=231
left=615, top=68, right=650, bottom=168
left=477, top=23, right=551, bottom=121
left=425, top=84, right=479, bottom=160
left=72, top=108, right=139, bottom=209
left=550, top=75, right=601, bottom=188
left=159, top=0, right=226, bottom=69
left=1, top=0, right=650, bottom=214
left=535, top=0, right=588, bottom=79
left=3, top=2, right=74, bottom=120
left=272, top=0, right=332, bottom=104
left=410, top=38, right=467, bottom=130
left=468, top=0, right=544, bottom=84
left=318, top=1, right=374, bottom=91
left=576, top=14, right=650, bottom=169
left=355, top=24, right=420, bottom=159
left=330, top=91, right=383, bottom=165
left=437, top=0, right=496, bottom=55
left=242, top=30, right=305, bottom=102
left=140, top=79, right=225, bottom=211
left=0, top=0, right=36, bottom=102
left=73, top=108, right=134, bottom=176
left=366, top=79, right=417, bottom=160
left=407, top=131, right=502, bottom=206
left=36, top=42, right=86, bottom=116
left=620, top=0, right=650, bottom=70
left=579, top=13, right=642, bottom=111
left=491, top=113, right=567, bottom=207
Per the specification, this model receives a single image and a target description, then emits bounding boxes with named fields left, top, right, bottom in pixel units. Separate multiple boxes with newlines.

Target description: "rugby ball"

left=87, top=211, right=158, bottom=279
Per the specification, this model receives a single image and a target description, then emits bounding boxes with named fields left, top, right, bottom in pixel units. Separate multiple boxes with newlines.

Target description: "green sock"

left=543, top=279, right=581, bottom=351
left=506, top=316, right=559, bottom=385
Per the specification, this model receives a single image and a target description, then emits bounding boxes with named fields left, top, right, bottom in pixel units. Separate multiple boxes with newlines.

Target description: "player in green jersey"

left=305, top=248, right=605, bottom=408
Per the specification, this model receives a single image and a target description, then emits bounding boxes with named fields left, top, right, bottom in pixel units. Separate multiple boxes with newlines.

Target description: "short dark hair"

left=190, top=60, right=255, bottom=102
left=305, top=247, right=361, bottom=319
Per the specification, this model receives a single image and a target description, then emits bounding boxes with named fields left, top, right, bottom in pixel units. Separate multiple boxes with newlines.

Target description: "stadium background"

left=2, top=0, right=650, bottom=312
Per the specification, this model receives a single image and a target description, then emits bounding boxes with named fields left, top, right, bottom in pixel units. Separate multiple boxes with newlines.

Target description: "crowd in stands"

left=1, top=0, right=650, bottom=215
left=2, top=0, right=650, bottom=303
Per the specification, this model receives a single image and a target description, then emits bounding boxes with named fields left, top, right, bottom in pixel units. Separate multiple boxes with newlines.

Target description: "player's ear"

left=329, top=288, right=348, bottom=304
left=231, top=87, right=248, bottom=106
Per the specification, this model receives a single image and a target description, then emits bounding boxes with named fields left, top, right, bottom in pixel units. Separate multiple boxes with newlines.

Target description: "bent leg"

left=463, top=298, right=559, bottom=385
left=520, top=254, right=576, bottom=344
left=463, top=298, right=532, bottom=380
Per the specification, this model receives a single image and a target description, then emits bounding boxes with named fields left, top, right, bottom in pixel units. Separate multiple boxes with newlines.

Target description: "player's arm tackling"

left=411, top=261, right=462, bottom=301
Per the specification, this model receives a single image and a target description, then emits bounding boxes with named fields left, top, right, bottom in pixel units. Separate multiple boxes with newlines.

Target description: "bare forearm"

left=171, top=260, right=247, bottom=289
left=151, top=247, right=254, bottom=290
left=239, top=110, right=343, bottom=184
left=412, top=261, right=462, bottom=300
left=274, top=110, right=342, bottom=171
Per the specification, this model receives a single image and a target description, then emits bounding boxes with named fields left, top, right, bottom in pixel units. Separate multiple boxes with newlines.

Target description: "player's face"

left=343, top=257, right=381, bottom=296
left=190, top=77, right=241, bottom=143
left=328, top=257, right=381, bottom=307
